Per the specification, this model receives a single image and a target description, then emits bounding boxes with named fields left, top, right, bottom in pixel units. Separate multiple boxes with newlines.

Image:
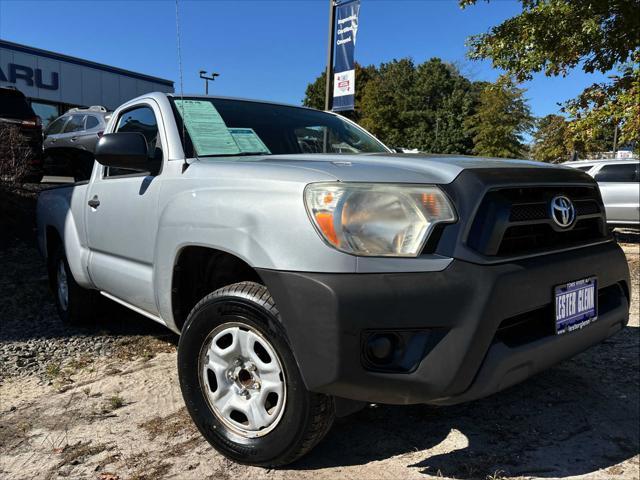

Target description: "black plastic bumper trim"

left=258, top=241, right=630, bottom=405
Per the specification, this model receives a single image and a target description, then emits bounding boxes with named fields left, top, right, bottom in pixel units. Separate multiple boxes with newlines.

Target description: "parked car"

left=0, top=86, right=43, bottom=182
left=43, top=106, right=111, bottom=180
left=37, top=92, right=631, bottom=467
left=564, top=159, right=640, bottom=227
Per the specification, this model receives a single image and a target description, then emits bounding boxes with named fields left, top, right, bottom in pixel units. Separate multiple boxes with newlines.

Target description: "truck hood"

left=200, top=153, right=562, bottom=184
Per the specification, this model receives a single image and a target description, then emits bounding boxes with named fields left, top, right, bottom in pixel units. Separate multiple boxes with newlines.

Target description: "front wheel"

left=177, top=282, right=334, bottom=467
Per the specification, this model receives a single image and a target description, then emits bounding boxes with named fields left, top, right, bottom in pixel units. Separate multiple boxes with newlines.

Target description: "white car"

left=564, top=159, right=640, bottom=227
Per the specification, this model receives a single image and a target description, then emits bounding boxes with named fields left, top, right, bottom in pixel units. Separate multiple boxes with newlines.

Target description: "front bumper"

left=258, top=241, right=630, bottom=405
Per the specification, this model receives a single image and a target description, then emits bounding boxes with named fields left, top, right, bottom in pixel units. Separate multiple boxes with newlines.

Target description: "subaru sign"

left=0, top=39, right=173, bottom=111
left=0, top=63, right=59, bottom=90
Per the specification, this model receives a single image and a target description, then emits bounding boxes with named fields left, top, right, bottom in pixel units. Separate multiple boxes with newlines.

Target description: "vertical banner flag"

left=332, top=0, right=360, bottom=112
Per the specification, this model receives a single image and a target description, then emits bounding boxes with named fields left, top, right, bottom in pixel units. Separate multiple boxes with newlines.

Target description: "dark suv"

left=0, top=87, right=43, bottom=182
left=43, top=106, right=111, bottom=180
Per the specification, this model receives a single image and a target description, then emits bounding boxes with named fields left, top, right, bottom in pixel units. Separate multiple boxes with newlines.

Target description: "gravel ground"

left=0, top=241, right=175, bottom=382
left=0, top=187, right=638, bottom=480
left=0, top=185, right=175, bottom=383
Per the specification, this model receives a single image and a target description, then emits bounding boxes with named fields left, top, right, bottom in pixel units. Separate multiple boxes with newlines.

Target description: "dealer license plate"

left=554, top=277, right=597, bottom=335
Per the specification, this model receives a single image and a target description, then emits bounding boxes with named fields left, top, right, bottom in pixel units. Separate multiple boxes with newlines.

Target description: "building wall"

left=0, top=41, right=173, bottom=112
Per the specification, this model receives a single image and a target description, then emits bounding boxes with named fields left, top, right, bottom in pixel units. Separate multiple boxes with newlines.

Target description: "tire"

left=49, top=245, right=96, bottom=324
left=178, top=281, right=334, bottom=467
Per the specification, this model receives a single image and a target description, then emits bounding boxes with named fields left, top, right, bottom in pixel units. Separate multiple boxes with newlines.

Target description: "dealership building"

left=0, top=39, right=174, bottom=126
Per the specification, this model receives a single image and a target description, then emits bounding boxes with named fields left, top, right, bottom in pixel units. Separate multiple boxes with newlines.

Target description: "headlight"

left=304, top=183, right=456, bottom=257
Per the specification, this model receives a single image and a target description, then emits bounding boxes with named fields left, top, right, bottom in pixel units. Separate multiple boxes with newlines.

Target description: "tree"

left=564, top=57, right=640, bottom=153
left=461, top=0, right=640, bottom=80
left=461, top=0, right=640, bottom=153
left=357, top=58, right=418, bottom=148
left=532, top=114, right=571, bottom=163
left=303, top=58, right=486, bottom=153
left=464, top=76, right=534, bottom=158
left=404, top=59, right=483, bottom=153
left=358, top=58, right=483, bottom=153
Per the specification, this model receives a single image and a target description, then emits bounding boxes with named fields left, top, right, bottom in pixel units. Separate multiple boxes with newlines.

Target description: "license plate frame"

left=554, top=277, right=598, bottom=335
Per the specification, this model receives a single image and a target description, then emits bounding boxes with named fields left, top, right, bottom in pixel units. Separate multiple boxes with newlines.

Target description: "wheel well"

left=46, top=226, right=62, bottom=262
left=172, top=247, right=263, bottom=331
left=45, top=226, right=62, bottom=290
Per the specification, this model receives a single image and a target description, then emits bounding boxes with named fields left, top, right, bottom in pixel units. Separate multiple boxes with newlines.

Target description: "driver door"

left=85, top=101, right=164, bottom=314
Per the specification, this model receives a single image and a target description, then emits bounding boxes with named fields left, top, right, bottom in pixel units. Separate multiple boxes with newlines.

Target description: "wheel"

left=49, top=245, right=96, bottom=324
left=177, top=281, right=334, bottom=467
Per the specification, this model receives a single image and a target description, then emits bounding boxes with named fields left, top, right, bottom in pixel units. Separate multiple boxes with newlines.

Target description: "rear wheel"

left=178, top=281, right=334, bottom=467
left=49, top=245, right=96, bottom=324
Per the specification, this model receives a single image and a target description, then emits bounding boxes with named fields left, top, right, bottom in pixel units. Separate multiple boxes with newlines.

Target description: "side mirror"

left=95, top=132, right=149, bottom=171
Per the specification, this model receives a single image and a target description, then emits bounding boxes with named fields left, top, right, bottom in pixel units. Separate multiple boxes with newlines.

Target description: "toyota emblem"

left=550, top=195, right=576, bottom=228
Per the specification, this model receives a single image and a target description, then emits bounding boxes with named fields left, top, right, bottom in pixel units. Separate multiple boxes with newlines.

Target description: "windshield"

left=170, top=97, right=389, bottom=157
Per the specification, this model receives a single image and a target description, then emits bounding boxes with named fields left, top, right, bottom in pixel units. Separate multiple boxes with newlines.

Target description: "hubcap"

left=199, top=322, right=286, bottom=438
left=57, top=260, right=68, bottom=311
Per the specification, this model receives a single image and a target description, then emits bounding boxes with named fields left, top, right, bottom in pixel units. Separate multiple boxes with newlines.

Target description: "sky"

left=0, top=0, right=612, bottom=118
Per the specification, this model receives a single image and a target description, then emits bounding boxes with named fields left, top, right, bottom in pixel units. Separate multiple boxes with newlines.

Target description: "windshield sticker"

left=228, top=128, right=271, bottom=154
left=174, top=100, right=240, bottom=156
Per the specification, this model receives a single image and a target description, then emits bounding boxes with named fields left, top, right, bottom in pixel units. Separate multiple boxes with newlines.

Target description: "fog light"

left=361, top=329, right=448, bottom=373
left=366, top=334, right=396, bottom=363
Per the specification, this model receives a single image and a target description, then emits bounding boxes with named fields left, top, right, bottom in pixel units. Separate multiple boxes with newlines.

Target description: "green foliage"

left=358, top=58, right=486, bottom=153
left=462, top=0, right=640, bottom=153
left=532, top=114, right=571, bottom=163
left=461, top=0, right=640, bottom=81
left=358, top=58, right=419, bottom=148
left=304, top=58, right=492, bottom=154
left=464, top=76, right=534, bottom=158
left=564, top=57, right=640, bottom=153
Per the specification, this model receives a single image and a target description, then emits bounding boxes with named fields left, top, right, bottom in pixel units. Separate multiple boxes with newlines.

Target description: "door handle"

left=71, top=137, right=78, bottom=142
left=88, top=196, right=100, bottom=209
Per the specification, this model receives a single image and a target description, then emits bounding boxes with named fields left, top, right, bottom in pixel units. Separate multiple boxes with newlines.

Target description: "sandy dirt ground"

left=1, top=230, right=638, bottom=480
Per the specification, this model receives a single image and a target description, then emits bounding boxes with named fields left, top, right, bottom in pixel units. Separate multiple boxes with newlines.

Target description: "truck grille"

left=468, top=186, right=607, bottom=257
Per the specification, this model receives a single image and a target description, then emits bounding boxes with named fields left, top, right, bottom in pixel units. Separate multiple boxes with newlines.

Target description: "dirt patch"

left=139, top=407, right=194, bottom=441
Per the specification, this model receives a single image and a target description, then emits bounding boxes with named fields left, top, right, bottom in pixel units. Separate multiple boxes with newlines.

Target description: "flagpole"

left=324, top=0, right=336, bottom=111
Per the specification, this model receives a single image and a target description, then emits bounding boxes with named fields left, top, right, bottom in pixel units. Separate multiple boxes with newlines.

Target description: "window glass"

left=85, top=116, right=99, bottom=129
left=45, top=117, right=68, bottom=135
left=116, top=106, right=159, bottom=148
left=31, top=102, right=59, bottom=127
left=171, top=97, right=388, bottom=158
left=63, top=115, right=86, bottom=133
left=595, top=164, right=639, bottom=182
left=106, top=105, right=161, bottom=178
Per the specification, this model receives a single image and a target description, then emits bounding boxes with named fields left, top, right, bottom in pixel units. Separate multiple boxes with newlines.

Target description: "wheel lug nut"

left=247, top=364, right=256, bottom=372
left=253, top=382, right=260, bottom=389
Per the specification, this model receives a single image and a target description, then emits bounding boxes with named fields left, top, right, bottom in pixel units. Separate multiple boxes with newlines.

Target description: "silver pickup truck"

left=37, top=92, right=631, bottom=467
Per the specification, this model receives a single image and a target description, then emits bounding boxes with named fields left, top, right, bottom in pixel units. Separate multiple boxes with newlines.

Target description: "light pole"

left=199, top=70, right=220, bottom=95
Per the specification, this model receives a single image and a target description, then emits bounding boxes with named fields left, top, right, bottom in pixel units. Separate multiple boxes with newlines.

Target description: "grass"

left=45, top=362, right=62, bottom=379
left=139, top=408, right=194, bottom=441
left=106, top=394, right=125, bottom=411
left=66, top=354, right=93, bottom=372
